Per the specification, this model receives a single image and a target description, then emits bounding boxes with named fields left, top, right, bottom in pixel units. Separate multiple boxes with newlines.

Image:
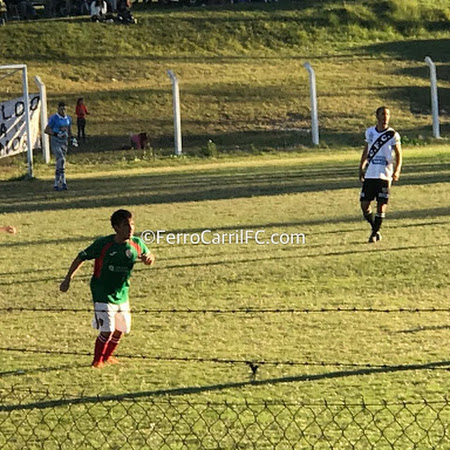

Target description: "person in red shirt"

left=75, top=97, right=90, bottom=142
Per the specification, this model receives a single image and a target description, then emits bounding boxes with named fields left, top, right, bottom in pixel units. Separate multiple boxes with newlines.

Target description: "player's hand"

left=140, top=253, right=155, bottom=266
left=359, top=170, right=365, bottom=183
left=60, top=277, right=71, bottom=292
left=393, top=171, right=400, bottom=182
left=5, top=226, right=16, bottom=234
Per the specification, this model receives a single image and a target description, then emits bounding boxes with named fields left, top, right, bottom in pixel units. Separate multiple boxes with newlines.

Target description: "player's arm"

left=60, top=256, right=85, bottom=292
left=137, top=239, right=155, bottom=266
left=393, top=142, right=402, bottom=182
left=45, top=118, right=60, bottom=137
left=140, top=253, right=155, bottom=266
left=44, top=124, right=54, bottom=136
left=359, top=142, right=369, bottom=182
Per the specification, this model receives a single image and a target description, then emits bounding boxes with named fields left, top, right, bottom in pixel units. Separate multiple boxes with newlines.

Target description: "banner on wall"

left=0, top=94, right=41, bottom=159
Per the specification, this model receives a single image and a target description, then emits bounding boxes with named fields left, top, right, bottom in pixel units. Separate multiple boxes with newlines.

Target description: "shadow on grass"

left=362, top=39, right=450, bottom=63
left=395, top=325, right=450, bottom=335
left=1, top=158, right=449, bottom=213
left=373, top=85, right=450, bottom=118
left=71, top=128, right=318, bottom=156
left=0, top=219, right=447, bottom=281
left=1, top=242, right=448, bottom=287
left=1, top=358, right=450, bottom=411
left=149, top=243, right=450, bottom=272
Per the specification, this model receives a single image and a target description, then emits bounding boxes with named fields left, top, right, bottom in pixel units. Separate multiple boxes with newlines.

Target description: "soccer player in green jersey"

left=60, top=209, right=155, bottom=368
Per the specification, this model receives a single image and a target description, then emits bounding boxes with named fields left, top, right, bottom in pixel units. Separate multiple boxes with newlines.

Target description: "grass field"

left=1, top=0, right=450, bottom=446
left=1, top=145, right=449, bottom=405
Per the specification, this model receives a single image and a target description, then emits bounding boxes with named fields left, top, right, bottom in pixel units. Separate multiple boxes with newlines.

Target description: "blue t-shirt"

left=48, top=113, right=72, bottom=134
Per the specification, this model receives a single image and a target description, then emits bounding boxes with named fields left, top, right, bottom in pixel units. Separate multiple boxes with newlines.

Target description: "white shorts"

left=92, top=301, right=131, bottom=333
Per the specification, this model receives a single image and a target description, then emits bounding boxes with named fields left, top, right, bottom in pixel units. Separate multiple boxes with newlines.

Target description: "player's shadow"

left=2, top=359, right=450, bottom=412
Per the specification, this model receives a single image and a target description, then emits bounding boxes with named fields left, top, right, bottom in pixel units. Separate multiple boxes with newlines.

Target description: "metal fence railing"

left=1, top=387, right=449, bottom=449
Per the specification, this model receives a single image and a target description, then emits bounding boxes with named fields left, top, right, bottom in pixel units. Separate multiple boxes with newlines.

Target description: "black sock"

left=373, top=213, right=385, bottom=234
left=363, top=210, right=374, bottom=227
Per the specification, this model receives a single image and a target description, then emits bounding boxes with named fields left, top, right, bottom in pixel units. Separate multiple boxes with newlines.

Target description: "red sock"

left=103, top=336, right=121, bottom=361
left=93, top=335, right=109, bottom=363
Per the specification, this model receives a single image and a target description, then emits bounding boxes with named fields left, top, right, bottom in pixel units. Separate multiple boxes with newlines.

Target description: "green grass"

left=0, top=1, right=450, bottom=444
left=1, top=146, right=449, bottom=403
left=0, top=146, right=449, bottom=445
left=0, top=0, right=449, bottom=168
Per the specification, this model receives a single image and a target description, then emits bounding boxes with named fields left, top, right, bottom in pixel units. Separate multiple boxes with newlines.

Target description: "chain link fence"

left=1, top=387, right=449, bottom=448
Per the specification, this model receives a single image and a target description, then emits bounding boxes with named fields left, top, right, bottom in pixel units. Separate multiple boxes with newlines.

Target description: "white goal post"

left=0, top=64, right=39, bottom=178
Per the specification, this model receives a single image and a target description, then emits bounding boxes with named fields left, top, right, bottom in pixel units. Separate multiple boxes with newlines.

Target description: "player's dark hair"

left=58, top=101, right=66, bottom=108
left=376, top=106, right=389, bottom=116
left=111, top=209, right=133, bottom=227
left=76, top=98, right=84, bottom=105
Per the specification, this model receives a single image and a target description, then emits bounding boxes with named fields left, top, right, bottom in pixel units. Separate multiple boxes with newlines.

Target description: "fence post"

left=424, top=57, right=441, bottom=139
left=167, top=70, right=183, bottom=156
left=34, top=75, right=50, bottom=163
left=303, top=62, right=319, bottom=146
left=21, top=66, right=34, bottom=178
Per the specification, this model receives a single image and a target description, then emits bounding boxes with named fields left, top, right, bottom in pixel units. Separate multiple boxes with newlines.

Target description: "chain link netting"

left=1, top=387, right=449, bottom=448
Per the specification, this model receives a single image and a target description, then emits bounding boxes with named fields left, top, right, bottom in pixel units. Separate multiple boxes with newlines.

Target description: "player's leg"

left=59, top=145, right=68, bottom=189
left=370, top=180, right=389, bottom=242
left=372, top=202, right=387, bottom=239
left=360, top=200, right=374, bottom=227
left=103, top=301, right=131, bottom=364
left=77, top=118, right=81, bottom=140
left=81, top=118, right=86, bottom=141
left=53, top=144, right=67, bottom=189
left=92, top=331, right=113, bottom=368
left=91, top=302, right=117, bottom=368
left=103, top=330, right=123, bottom=364
left=51, top=138, right=62, bottom=189
left=360, top=179, right=375, bottom=235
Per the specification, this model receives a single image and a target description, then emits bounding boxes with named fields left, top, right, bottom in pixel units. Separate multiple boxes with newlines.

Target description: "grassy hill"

left=0, top=0, right=449, bottom=172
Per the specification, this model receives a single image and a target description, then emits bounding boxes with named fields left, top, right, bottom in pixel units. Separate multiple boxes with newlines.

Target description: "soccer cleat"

left=368, top=232, right=382, bottom=243
left=91, top=360, right=104, bottom=369
left=104, top=356, right=120, bottom=365
left=53, top=185, right=60, bottom=191
left=61, top=183, right=68, bottom=190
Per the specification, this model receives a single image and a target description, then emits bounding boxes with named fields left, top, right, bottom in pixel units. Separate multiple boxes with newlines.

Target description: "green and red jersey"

left=78, top=235, right=150, bottom=304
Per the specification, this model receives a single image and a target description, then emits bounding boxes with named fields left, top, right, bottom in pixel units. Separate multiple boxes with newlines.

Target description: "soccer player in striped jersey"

left=359, top=106, right=402, bottom=243
left=60, top=209, right=155, bottom=368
